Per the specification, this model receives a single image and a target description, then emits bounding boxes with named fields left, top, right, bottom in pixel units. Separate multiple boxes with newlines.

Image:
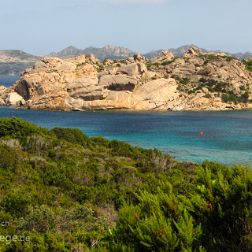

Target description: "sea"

left=0, top=75, right=19, bottom=87
left=0, top=76, right=252, bottom=166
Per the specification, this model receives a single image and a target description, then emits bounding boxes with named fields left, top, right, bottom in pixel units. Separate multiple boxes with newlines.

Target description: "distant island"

left=1, top=47, right=252, bottom=111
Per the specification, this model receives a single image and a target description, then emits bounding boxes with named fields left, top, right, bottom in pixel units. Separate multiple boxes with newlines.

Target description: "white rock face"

left=6, top=92, right=25, bottom=106
left=133, top=78, right=180, bottom=110
left=0, top=98, right=5, bottom=106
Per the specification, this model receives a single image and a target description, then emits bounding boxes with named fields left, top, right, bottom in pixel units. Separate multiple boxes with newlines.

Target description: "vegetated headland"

left=0, top=117, right=251, bottom=251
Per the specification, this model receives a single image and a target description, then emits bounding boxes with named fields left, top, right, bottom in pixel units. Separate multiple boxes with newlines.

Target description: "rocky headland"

left=1, top=47, right=252, bottom=111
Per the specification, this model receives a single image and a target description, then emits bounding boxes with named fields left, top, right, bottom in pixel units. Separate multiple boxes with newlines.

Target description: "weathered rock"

left=183, top=47, right=202, bottom=58
left=99, top=74, right=137, bottom=91
left=86, top=54, right=98, bottom=64
left=133, top=54, right=145, bottom=62
left=0, top=98, right=5, bottom=106
left=6, top=51, right=252, bottom=112
left=0, top=85, right=7, bottom=93
left=6, top=92, right=25, bottom=106
left=158, top=51, right=175, bottom=61
left=133, top=78, right=179, bottom=110
left=117, top=63, right=147, bottom=77
left=103, top=59, right=113, bottom=66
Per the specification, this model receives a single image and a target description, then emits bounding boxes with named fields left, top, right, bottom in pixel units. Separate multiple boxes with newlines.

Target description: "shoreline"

left=1, top=104, right=252, bottom=113
left=0, top=106, right=252, bottom=166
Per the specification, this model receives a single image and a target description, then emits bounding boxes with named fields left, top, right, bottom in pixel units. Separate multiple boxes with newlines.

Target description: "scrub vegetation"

left=0, top=118, right=252, bottom=251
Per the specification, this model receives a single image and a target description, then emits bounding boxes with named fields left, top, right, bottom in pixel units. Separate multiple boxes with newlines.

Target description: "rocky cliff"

left=1, top=48, right=252, bottom=111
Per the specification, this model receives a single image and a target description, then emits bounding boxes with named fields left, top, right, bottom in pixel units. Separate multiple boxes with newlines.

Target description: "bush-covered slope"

left=0, top=118, right=251, bottom=251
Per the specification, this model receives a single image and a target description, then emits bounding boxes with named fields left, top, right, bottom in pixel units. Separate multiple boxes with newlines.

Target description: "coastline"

left=1, top=104, right=252, bottom=113
left=1, top=106, right=252, bottom=166
left=1, top=48, right=252, bottom=113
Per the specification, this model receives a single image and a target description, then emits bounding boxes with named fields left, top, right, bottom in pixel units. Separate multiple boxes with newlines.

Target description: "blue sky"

left=0, top=0, right=251, bottom=55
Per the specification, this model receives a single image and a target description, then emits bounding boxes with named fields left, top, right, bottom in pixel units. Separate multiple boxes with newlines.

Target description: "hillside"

left=2, top=47, right=252, bottom=111
left=0, top=118, right=251, bottom=251
left=0, top=50, right=38, bottom=75
left=51, top=45, right=252, bottom=60
left=50, top=45, right=135, bottom=60
left=1, top=45, right=252, bottom=77
left=144, top=44, right=207, bottom=58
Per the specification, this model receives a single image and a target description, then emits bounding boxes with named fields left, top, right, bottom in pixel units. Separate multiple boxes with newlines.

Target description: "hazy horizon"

left=0, top=0, right=251, bottom=55
left=3, top=43, right=252, bottom=57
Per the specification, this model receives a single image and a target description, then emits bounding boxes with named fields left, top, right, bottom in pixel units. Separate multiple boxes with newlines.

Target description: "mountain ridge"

left=1, top=45, right=252, bottom=76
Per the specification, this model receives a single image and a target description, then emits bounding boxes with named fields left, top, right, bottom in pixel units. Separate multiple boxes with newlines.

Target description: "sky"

left=0, top=0, right=251, bottom=55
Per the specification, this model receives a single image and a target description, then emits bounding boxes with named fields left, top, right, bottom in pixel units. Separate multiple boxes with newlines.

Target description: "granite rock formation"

left=2, top=48, right=252, bottom=111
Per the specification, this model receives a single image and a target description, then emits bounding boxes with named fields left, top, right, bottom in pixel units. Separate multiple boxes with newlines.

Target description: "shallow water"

left=0, top=107, right=252, bottom=166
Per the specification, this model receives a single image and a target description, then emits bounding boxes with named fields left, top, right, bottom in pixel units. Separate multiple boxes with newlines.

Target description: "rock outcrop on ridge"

left=1, top=48, right=252, bottom=111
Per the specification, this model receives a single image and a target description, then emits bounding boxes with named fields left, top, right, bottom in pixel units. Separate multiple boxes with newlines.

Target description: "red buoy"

left=199, top=131, right=204, bottom=136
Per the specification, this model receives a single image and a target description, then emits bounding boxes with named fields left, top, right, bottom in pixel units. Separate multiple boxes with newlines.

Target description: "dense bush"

left=0, top=118, right=251, bottom=251
left=222, top=90, right=250, bottom=104
left=201, top=54, right=236, bottom=64
left=51, top=127, right=89, bottom=146
left=0, top=117, right=49, bottom=140
left=243, top=59, right=252, bottom=72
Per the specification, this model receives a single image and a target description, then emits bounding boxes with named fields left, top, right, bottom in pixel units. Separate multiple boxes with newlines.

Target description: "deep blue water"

left=0, top=107, right=252, bottom=166
left=0, top=75, right=19, bottom=87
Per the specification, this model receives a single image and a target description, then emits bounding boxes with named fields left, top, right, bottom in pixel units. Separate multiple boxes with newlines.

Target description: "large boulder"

left=0, top=85, right=6, bottom=93
left=183, top=47, right=202, bottom=58
left=133, top=54, right=146, bottom=62
left=155, top=51, right=175, bottom=63
left=0, top=98, right=5, bottom=106
left=117, top=63, right=147, bottom=77
left=6, top=92, right=25, bottom=106
left=133, top=78, right=180, bottom=110
left=99, top=74, right=138, bottom=91
left=0, top=85, right=8, bottom=106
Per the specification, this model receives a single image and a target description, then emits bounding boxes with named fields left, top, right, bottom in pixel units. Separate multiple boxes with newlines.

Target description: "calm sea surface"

left=0, top=75, right=19, bottom=87
left=0, top=76, right=251, bottom=165
left=0, top=107, right=251, bottom=166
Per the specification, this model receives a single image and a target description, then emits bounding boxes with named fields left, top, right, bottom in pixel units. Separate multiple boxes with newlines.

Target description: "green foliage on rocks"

left=201, top=54, right=236, bottom=64
left=146, top=62, right=161, bottom=70
left=243, top=59, right=252, bottom=72
left=0, top=118, right=251, bottom=251
left=175, top=76, right=251, bottom=104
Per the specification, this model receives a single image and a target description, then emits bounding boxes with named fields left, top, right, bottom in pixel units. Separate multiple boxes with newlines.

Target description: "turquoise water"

left=0, top=107, right=252, bottom=166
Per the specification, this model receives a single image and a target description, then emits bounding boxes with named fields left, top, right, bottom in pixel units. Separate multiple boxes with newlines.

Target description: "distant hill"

left=144, top=45, right=252, bottom=60
left=49, top=46, right=84, bottom=58
left=144, top=44, right=206, bottom=58
left=50, top=45, right=136, bottom=60
left=0, top=50, right=39, bottom=76
left=232, top=52, right=252, bottom=59
left=51, top=44, right=203, bottom=59
left=1, top=45, right=252, bottom=76
left=0, top=50, right=38, bottom=62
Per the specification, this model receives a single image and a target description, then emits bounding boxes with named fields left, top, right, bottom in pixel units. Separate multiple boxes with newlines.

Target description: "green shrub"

left=51, top=127, right=88, bottom=146
left=0, top=117, right=49, bottom=140
left=0, top=119, right=251, bottom=251
left=243, top=59, right=252, bottom=72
